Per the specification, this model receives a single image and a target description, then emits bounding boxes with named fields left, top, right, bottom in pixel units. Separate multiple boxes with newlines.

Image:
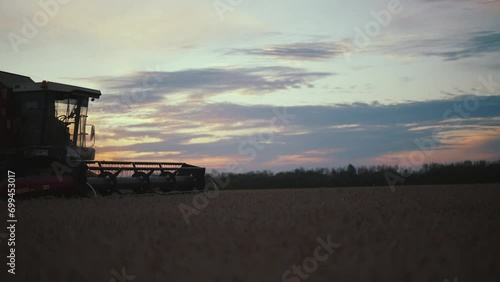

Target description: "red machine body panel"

left=0, top=175, right=75, bottom=196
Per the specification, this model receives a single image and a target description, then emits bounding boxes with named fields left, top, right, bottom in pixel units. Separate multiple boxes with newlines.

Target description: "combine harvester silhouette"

left=0, top=71, right=213, bottom=197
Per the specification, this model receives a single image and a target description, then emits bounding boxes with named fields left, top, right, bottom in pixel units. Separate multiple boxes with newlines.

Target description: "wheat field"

left=1, top=184, right=499, bottom=282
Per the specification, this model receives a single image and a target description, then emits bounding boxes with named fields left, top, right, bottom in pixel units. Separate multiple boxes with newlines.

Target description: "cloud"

left=372, top=125, right=500, bottom=166
left=226, top=42, right=347, bottom=61
left=90, top=94, right=500, bottom=171
left=423, top=31, right=500, bottom=61
left=411, top=0, right=500, bottom=13
left=224, top=30, right=500, bottom=64
left=85, top=67, right=333, bottom=109
left=417, top=0, right=500, bottom=6
left=367, top=31, right=500, bottom=62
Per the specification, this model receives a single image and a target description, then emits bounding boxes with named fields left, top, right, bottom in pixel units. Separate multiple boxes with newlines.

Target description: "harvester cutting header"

left=0, top=71, right=206, bottom=197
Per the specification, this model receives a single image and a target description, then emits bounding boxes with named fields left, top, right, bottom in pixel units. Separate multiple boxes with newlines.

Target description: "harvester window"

left=54, top=97, right=90, bottom=148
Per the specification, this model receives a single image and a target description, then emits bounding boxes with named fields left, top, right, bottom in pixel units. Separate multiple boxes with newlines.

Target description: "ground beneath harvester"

left=1, top=184, right=499, bottom=282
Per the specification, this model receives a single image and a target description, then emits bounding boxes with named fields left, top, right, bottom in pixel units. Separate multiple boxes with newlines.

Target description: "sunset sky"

left=1, top=0, right=499, bottom=172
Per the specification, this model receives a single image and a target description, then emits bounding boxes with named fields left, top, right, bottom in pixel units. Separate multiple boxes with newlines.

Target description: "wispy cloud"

left=224, top=30, right=500, bottom=64
left=226, top=42, right=346, bottom=61
left=367, top=31, right=500, bottom=61
left=423, top=31, right=500, bottom=61
left=86, top=67, right=333, bottom=108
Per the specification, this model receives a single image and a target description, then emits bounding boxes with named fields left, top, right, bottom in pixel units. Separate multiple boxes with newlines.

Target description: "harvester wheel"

left=159, top=171, right=176, bottom=192
left=85, top=183, right=98, bottom=198
left=192, top=177, right=204, bottom=191
left=75, top=182, right=98, bottom=198
left=132, top=172, right=150, bottom=194
left=98, top=172, right=119, bottom=196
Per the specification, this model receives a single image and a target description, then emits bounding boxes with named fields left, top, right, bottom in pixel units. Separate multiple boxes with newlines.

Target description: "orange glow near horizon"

left=367, top=128, right=500, bottom=168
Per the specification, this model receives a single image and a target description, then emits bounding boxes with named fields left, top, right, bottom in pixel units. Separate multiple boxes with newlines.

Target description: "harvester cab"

left=0, top=71, right=99, bottom=172
left=0, top=71, right=206, bottom=197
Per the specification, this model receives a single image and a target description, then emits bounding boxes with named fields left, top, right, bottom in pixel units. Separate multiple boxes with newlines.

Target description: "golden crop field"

left=1, top=184, right=499, bottom=282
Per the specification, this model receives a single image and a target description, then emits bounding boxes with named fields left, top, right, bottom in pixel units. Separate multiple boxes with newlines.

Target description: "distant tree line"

left=208, top=160, right=500, bottom=190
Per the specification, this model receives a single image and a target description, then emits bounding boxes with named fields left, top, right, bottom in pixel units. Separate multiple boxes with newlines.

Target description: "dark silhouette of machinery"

left=0, top=71, right=205, bottom=197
